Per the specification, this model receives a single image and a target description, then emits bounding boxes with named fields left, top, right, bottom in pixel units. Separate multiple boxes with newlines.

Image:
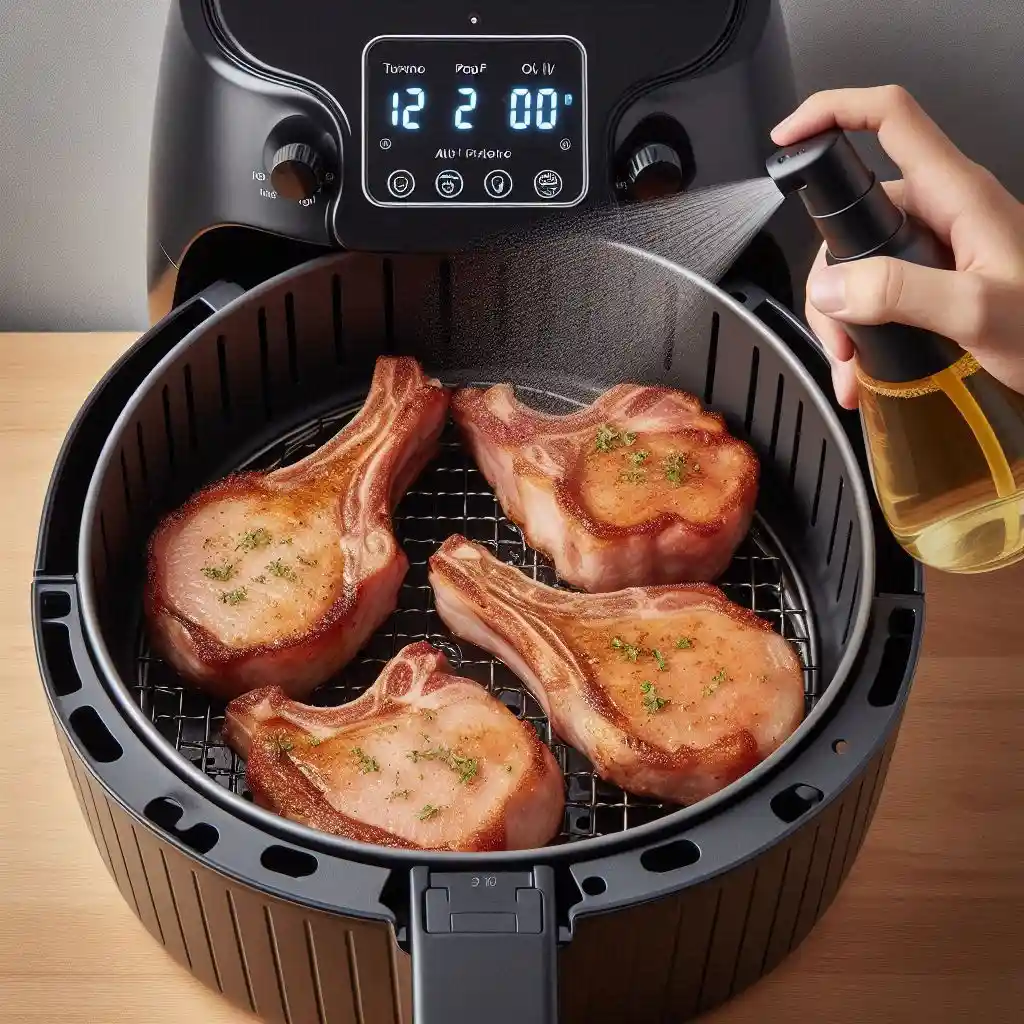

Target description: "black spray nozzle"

left=767, top=128, right=904, bottom=260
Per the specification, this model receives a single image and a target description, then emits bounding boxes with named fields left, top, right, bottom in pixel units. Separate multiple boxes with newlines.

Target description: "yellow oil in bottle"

left=858, top=353, right=1024, bottom=574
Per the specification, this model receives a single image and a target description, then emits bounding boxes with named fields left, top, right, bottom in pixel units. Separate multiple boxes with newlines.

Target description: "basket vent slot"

left=285, top=292, right=299, bottom=384
left=868, top=609, right=917, bottom=707
left=743, top=346, right=759, bottom=435
left=640, top=838, right=701, bottom=873
left=40, top=589, right=71, bottom=620
left=161, top=385, right=175, bottom=471
left=144, top=797, right=219, bottom=854
left=768, top=374, right=785, bottom=457
left=135, top=422, right=151, bottom=496
left=770, top=783, right=823, bottom=823
left=183, top=364, right=199, bottom=452
left=69, top=706, right=122, bottom=763
left=703, top=312, right=720, bottom=403
left=260, top=845, right=318, bottom=878
left=787, top=401, right=804, bottom=487
left=257, top=307, right=272, bottom=419
left=41, top=621, right=80, bottom=696
left=216, top=335, right=233, bottom=422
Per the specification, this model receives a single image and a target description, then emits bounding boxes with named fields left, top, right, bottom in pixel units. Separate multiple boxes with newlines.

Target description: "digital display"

left=363, top=36, right=588, bottom=207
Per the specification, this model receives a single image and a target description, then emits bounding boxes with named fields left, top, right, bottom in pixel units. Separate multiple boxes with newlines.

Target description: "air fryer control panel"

left=150, top=0, right=807, bottom=320
left=362, top=35, right=587, bottom=208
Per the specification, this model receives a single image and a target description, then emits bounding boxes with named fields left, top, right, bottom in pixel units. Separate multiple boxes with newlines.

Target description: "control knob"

left=623, top=142, right=685, bottom=202
left=269, top=143, right=324, bottom=201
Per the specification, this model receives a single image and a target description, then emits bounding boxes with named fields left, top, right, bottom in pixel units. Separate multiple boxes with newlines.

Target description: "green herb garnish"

left=352, top=747, right=380, bottom=774
left=252, top=575, right=267, bottom=584
left=307, top=736, right=322, bottom=747
left=265, top=734, right=293, bottom=755
left=595, top=424, right=638, bottom=453
left=296, top=554, right=319, bottom=568
left=389, top=789, right=411, bottom=801
left=618, top=468, right=647, bottom=484
left=407, top=744, right=479, bottom=783
left=652, top=648, right=668, bottom=672
left=703, top=669, right=728, bottom=699
left=280, top=537, right=294, bottom=545
left=219, top=587, right=248, bottom=605
left=417, top=804, right=441, bottom=821
left=236, top=527, right=272, bottom=552
left=629, top=449, right=650, bottom=466
left=611, top=637, right=641, bottom=662
left=596, top=423, right=619, bottom=452
left=640, top=681, right=669, bottom=714
left=201, top=561, right=236, bottom=582
left=675, top=636, right=695, bottom=649
left=267, top=558, right=298, bottom=582
left=664, top=452, right=687, bottom=485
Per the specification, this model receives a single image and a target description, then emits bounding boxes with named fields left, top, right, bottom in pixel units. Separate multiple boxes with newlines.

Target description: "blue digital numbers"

left=536, top=88, right=559, bottom=130
left=387, top=85, right=570, bottom=133
left=509, top=88, right=562, bottom=131
left=391, top=88, right=426, bottom=130
left=454, top=87, right=478, bottom=131
left=510, top=87, right=532, bottom=130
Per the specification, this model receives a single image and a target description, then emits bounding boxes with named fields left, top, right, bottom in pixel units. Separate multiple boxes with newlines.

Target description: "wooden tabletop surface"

left=1, top=333, right=1022, bottom=1023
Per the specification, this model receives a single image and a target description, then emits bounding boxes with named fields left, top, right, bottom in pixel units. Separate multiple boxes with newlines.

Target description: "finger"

left=806, top=300, right=855, bottom=365
left=832, top=358, right=860, bottom=411
left=804, top=244, right=855, bottom=363
left=770, top=86, right=981, bottom=236
left=771, top=86, right=973, bottom=178
left=806, top=256, right=994, bottom=347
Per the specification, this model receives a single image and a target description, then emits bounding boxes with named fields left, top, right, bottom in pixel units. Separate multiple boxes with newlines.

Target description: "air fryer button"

left=484, top=169, right=513, bottom=200
left=386, top=169, right=416, bottom=199
left=435, top=169, right=464, bottom=199
left=534, top=170, right=564, bottom=199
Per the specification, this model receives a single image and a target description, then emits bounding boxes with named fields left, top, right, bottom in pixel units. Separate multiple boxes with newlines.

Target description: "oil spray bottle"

left=768, top=129, right=1024, bottom=573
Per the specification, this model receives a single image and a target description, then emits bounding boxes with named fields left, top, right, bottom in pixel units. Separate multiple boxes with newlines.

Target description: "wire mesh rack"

left=132, top=401, right=818, bottom=844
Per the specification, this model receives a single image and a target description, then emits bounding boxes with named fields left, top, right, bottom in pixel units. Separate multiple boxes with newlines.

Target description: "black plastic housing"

left=148, top=0, right=811, bottom=321
left=33, top=244, right=924, bottom=1023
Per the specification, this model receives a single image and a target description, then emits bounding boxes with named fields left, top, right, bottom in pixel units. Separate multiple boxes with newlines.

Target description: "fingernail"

left=808, top=268, right=847, bottom=313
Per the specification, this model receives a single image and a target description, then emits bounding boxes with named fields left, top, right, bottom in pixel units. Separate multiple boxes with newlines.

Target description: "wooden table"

left=1, top=333, right=1022, bottom=1023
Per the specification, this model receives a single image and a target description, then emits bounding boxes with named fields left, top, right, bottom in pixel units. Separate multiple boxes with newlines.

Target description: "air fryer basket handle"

left=409, top=866, right=558, bottom=1024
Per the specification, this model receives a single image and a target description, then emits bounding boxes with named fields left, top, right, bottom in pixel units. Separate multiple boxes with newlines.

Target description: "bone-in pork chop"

left=429, top=537, right=804, bottom=805
left=452, top=382, right=758, bottom=590
left=223, top=642, right=565, bottom=851
left=145, top=357, right=449, bottom=701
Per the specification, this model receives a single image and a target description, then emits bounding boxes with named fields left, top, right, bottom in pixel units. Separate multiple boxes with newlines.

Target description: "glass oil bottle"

left=767, top=129, right=1024, bottom=573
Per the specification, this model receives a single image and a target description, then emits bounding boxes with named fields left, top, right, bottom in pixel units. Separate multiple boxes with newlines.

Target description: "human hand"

left=771, top=86, right=1024, bottom=409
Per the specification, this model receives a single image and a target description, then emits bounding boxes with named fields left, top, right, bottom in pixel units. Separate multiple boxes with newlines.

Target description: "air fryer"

left=32, top=3, right=924, bottom=1023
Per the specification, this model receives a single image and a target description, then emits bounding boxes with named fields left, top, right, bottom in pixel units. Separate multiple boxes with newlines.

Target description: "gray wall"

left=0, top=1, right=1021, bottom=331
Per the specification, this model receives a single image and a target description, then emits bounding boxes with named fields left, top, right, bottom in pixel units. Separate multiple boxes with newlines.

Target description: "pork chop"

left=451, top=382, right=758, bottom=590
left=145, top=357, right=450, bottom=701
left=429, top=536, right=804, bottom=805
left=223, top=642, right=566, bottom=851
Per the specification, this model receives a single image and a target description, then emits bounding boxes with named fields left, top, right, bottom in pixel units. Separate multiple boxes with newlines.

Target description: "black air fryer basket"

left=33, top=239, right=924, bottom=1024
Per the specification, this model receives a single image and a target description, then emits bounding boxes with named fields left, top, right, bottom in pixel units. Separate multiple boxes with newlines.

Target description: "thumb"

left=807, top=257, right=987, bottom=346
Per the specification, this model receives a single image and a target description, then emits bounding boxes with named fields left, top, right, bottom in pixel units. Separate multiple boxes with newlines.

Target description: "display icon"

left=534, top=170, right=564, bottom=199
left=386, top=169, right=416, bottom=198
left=484, top=169, right=513, bottom=199
left=435, top=169, right=465, bottom=198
